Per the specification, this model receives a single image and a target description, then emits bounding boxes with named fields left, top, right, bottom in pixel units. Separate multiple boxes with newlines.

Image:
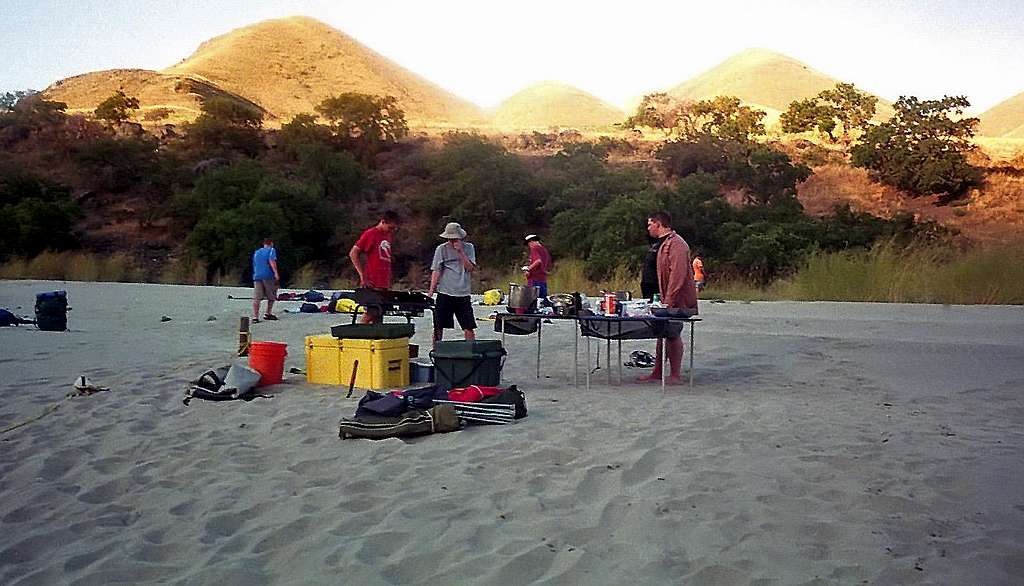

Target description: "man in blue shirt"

left=252, top=238, right=280, bottom=323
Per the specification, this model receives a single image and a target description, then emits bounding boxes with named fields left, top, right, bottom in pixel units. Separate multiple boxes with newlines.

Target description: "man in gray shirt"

left=428, top=222, right=477, bottom=347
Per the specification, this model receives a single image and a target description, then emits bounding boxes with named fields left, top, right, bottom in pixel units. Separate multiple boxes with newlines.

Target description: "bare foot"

left=636, top=374, right=662, bottom=383
left=664, top=375, right=684, bottom=386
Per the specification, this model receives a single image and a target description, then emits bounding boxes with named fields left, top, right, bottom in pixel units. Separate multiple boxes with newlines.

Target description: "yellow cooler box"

left=305, top=335, right=410, bottom=389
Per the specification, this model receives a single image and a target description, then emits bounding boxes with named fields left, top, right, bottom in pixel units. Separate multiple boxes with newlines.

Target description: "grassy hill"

left=162, top=16, right=485, bottom=126
left=978, top=91, right=1024, bottom=138
left=490, top=82, right=625, bottom=129
left=627, top=48, right=893, bottom=125
left=43, top=69, right=266, bottom=125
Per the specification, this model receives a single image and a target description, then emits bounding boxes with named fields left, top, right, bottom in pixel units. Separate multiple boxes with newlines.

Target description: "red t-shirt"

left=355, top=226, right=393, bottom=288
left=527, top=243, right=551, bottom=281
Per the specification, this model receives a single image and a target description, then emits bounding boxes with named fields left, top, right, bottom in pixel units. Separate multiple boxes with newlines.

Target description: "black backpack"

left=35, top=291, right=68, bottom=331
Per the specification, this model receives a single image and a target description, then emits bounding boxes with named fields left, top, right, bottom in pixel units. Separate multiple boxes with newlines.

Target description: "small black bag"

left=480, top=385, right=528, bottom=419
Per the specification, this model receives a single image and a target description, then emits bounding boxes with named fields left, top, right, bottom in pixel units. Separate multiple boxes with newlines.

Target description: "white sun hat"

left=439, top=222, right=467, bottom=239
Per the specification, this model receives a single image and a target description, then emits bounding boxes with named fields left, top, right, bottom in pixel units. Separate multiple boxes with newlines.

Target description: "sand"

left=1, top=280, right=1023, bottom=585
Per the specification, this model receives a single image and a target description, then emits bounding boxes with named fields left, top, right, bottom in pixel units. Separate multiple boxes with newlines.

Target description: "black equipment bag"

left=35, top=290, right=68, bottom=331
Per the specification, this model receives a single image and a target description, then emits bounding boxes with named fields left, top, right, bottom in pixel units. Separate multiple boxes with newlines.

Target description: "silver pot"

left=508, top=283, right=539, bottom=310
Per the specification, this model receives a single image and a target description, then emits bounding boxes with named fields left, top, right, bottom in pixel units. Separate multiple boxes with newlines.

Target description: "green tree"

left=1, top=90, right=37, bottom=112
left=295, top=143, right=366, bottom=200
left=692, top=96, right=766, bottom=141
left=851, top=95, right=980, bottom=201
left=278, top=113, right=334, bottom=157
left=315, top=93, right=408, bottom=163
left=781, top=82, right=877, bottom=142
left=724, top=143, right=812, bottom=207
left=73, top=135, right=159, bottom=192
left=624, top=93, right=693, bottom=137
left=0, top=164, right=77, bottom=258
left=417, top=133, right=540, bottom=269
left=185, top=97, right=264, bottom=157
left=94, top=90, right=140, bottom=123
left=780, top=98, right=837, bottom=140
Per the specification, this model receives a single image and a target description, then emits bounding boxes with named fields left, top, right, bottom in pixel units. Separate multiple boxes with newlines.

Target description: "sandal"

left=263, top=314, right=278, bottom=321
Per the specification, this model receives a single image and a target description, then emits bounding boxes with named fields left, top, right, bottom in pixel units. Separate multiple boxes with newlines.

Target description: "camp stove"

left=352, top=288, right=434, bottom=323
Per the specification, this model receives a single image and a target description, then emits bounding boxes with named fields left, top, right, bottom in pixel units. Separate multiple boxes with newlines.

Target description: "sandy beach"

left=1, top=280, right=1023, bottom=585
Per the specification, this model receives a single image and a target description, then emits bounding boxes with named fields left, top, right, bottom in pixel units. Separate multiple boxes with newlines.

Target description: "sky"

left=2, top=0, right=1022, bottom=113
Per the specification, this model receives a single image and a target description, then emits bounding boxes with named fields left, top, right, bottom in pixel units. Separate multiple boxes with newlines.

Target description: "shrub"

left=851, top=95, right=981, bottom=202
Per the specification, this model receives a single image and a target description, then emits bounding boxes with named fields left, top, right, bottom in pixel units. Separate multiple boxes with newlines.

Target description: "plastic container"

left=603, top=292, right=617, bottom=316
left=305, top=335, right=409, bottom=389
left=430, top=340, right=506, bottom=391
left=410, top=360, right=435, bottom=384
left=248, top=341, right=288, bottom=386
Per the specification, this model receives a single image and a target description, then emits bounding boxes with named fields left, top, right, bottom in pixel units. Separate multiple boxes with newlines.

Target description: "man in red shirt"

left=349, top=210, right=400, bottom=323
left=522, top=234, right=552, bottom=299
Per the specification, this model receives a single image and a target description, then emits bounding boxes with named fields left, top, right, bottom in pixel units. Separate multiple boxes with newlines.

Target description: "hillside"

left=978, top=91, right=1024, bottom=138
left=491, top=82, right=625, bottom=129
left=637, top=48, right=893, bottom=123
left=162, top=16, right=485, bottom=126
left=44, top=69, right=269, bottom=124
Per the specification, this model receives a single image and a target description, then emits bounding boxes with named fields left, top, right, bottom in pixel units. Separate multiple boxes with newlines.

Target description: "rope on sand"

left=1, top=402, right=63, bottom=435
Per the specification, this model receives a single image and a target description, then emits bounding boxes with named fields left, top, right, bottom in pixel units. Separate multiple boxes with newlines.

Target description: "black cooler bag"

left=35, top=290, right=68, bottom=331
left=430, top=340, right=506, bottom=391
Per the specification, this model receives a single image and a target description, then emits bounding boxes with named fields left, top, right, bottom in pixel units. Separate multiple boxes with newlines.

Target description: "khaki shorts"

left=254, top=279, right=278, bottom=302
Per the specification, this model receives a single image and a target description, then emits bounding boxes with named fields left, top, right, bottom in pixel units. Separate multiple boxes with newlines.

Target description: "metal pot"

left=508, top=283, right=539, bottom=310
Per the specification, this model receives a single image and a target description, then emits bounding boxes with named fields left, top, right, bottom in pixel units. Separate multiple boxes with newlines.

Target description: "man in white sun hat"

left=427, top=222, right=478, bottom=348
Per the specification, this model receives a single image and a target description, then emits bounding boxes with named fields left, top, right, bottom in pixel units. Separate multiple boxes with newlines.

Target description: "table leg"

left=661, top=337, right=666, bottom=392
left=606, top=337, right=611, bottom=385
left=574, top=320, right=578, bottom=388
left=689, top=321, right=695, bottom=388
left=586, top=332, right=591, bottom=391
left=618, top=339, right=622, bottom=386
left=536, top=318, right=541, bottom=379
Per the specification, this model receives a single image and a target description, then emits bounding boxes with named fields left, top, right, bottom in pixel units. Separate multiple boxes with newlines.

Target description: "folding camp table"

left=496, top=313, right=582, bottom=385
left=577, top=315, right=700, bottom=390
left=495, top=312, right=700, bottom=389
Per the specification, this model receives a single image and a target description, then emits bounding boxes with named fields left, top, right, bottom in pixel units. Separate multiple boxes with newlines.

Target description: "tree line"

left=0, top=82, right=978, bottom=286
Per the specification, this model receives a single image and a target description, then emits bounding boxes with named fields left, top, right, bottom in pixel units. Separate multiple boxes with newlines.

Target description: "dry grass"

left=491, top=82, right=625, bottom=129
left=977, top=92, right=1024, bottom=138
left=491, top=259, right=640, bottom=299
left=0, top=251, right=142, bottom=282
left=973, top=137, right=1024, bottom=161
left=665, top=48, right=894, bottom=120
left=796, top=160, right=1024, bottom=244
left=779, top=240, right=1024, bottom=304
left=163, top=16, right=484, bottom=126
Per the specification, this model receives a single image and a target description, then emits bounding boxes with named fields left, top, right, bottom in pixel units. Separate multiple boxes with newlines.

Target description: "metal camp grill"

left=351, top=288, right=434, bottom=323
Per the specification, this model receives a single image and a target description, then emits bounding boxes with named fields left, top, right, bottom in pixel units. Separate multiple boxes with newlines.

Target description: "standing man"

left=639, top=212, right=699, bottom=385
left=427, top=222, right=477, bottom=347
left=349, top=210, right=400, bottom=324
left=522, top=234, right=552, bottom=299
left=252, top=238, right=280, bottom=323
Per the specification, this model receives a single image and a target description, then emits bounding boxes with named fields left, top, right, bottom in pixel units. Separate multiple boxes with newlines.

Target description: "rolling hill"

left=45, top=16, right=485, bottom=127
left=161, top=16, right=485, bottom=126
left=44, top=69, right=268, bottom=124
left=978, top=91, right=1024, bottom=138
left=491, top=82, right=625, bottom=129
left=629, top=48, right=893, bottom=124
